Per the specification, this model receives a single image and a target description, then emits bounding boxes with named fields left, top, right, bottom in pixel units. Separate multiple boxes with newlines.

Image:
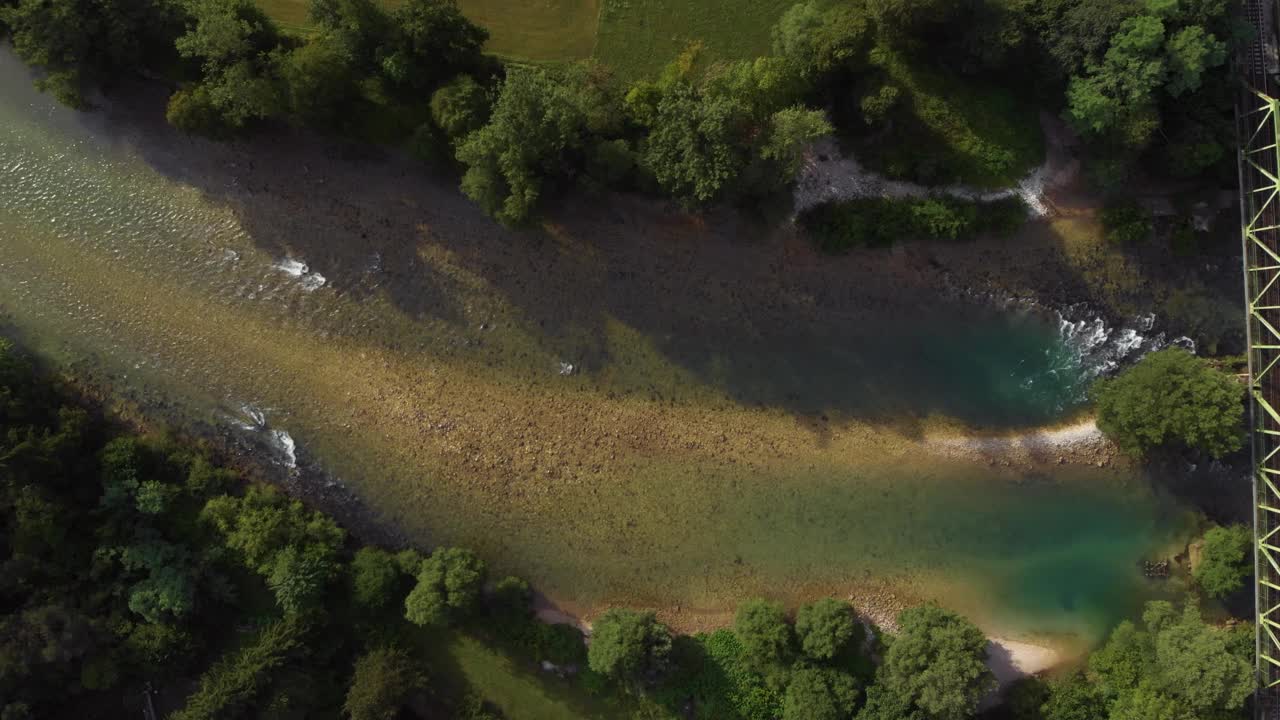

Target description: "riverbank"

left=536, top=594, right=1066, bottom=691
left=0, top=45, right=1200, bottom=650
left=924, top=418, right=1119, bottom=469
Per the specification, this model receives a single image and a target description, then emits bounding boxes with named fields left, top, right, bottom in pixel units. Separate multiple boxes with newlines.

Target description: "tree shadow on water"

left=57, top=71, right=1084, bottom=436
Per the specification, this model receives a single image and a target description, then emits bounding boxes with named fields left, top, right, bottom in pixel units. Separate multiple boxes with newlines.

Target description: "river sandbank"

left=0, top=46, right=1201, bottom=655
left=924, top=418, right=1120, bottom=469
left=535, top=594, right=1066, bottom=690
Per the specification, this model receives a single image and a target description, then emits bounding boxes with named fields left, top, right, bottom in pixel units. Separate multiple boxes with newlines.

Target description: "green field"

left=259, top=0, right=600, bottom=61
left=257, top=0, right=789, bottom=75
left=445, top=636, right=663, bottom=720
left=592, top=0, right=794, bottom=79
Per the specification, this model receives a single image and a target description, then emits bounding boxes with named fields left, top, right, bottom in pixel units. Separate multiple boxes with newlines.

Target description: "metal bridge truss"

left=1242, top=88, right=1280, bottom=710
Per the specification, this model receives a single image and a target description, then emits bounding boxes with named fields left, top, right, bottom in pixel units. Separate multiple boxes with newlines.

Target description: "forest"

left=0, top=0, right=1241, bottom=231
left=0, top=334, right=1259, bottom=718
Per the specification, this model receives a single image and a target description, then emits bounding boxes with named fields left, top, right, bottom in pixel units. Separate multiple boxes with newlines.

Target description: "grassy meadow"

left=856, top=47, right=1044, bottom=188
left=259, top=0, right=600, bottom=61
left=591, top=0, right=794, bottom=80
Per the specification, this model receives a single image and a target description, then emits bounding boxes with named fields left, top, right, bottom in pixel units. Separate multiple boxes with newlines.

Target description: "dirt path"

left=793, top=111, right=1082, bottom=217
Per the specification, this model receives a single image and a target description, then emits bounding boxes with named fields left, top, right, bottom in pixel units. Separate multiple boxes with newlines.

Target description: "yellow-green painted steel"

left=1242, top=88, right=1280, bottom=704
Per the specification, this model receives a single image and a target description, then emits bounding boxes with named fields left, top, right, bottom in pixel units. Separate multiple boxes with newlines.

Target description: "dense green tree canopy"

left=794, top=598, right=860, bottom=662
left=734, top=599, right=794, bottom=668
left=343, top=647, right=424, bottom=720
left=379, top=0, right=487, bottom=93
left=169, top=0, right=287, bottom=134
left=0, top=0, right=183, bottom=107
left=1039, top=672, right=1107, bottom=720
left=403, top=546, right=486, bottom=626
left=587, top=609, right=673, bottom=682
left=276, top=33, right=362, bottom=128
left=761, top=106, right=832, bottom=180
left=350, top=547, right=403, bottom=612
left=858, top=605, right=993, bottom=720
left=771, top=2, right=871, bottom=78
left=1086, top=600, right=1253, bottom=719
left=640, top=82, right=747, bottom=205
left=201, top=484, right=344, bottom=614
left=431, top=74, right=492, bottom=142
left=1064, top=0, right=1228, bottom=150
left=1193, top=524, right=1252, bottom=599
left=456, top=67, right=593, bottom=225
left=784, top=666, right=860, bottom=720
left=1093, top=348, right=1244, bottom=457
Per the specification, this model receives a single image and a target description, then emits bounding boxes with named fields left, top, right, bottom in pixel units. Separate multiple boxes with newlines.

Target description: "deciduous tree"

left=734, top=599, right=794, bottom=668
left=403, top=547, right=486, bottom=626
left=1194, top=524, right=1251, bottom=599
left=587, top=609, right=672, bottom=683
left=794, top=598, right=860, bottom=662
left=857, top=605, right=992, bottom=720
left=784, top=666, right=860, bottom=720
left=1093, top=348, right=1244, bottom=458
left=343, top=647, right=423, bottom=720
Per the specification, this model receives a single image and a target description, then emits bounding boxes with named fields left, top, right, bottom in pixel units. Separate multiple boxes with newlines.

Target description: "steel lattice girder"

left=1243, top=90, right=1280, bottom=696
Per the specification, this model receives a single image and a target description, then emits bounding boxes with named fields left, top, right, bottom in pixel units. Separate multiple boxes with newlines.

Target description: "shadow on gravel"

left=66, top=73, right=1096, bottom=435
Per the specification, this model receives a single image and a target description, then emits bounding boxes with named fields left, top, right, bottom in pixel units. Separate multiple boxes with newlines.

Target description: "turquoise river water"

left=0, top=48, right=1196, bottom=645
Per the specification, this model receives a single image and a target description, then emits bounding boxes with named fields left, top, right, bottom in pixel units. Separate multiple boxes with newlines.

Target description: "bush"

left=734, top=599, right=793, bottom=669
left=404, top=547, right=486, bottom=627
left=587, top=609, right=672, bottom=684
left=171, top=618, right=307, bottom=720
left=799, top=197, right=1026, bottom=253
left=343, top=647, right=424, bottom=720
left=430, top=74, right=490, bottom=142
left=653, top=630, right=783, bottom=720
left=489, top=575, right=532, bottom=620
left=794, top=599, right=860, bottom=662
left=860, top=85, right=900, bottom=126
left=1093, top=348, right=1244, bottom=458
left=858, top=605, right=993, bottom=720
left=1195, top=524, right=1252, bottom=599
left=782, top=666, right=859, bottom=720
left=538, top=623, right=588, bottom=666
left=165, top=86, right=228, bottom=137
left=1164, top=289, right=1242, bottom=356
left=1100, top=199, right=1152, bottom=244
left=351, top=547, right=403, bottom=612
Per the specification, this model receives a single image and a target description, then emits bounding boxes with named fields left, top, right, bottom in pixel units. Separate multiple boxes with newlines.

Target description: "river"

left=0, top=48, right=1195, bottom=645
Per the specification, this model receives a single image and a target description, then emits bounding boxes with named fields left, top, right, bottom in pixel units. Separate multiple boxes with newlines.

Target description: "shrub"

left=343, top=647, right=424, bottom=720
left=351, top=547, right=403, bottom=612
left=860, top=85, right=900, bottom=126
left=653, top=630, right=783, bottom=720
left=782, top=666, right=859, bottom=720
left=1100, top=199, right=1152, bottom=244
left=794, top=599, right=860, bottom=662
left=799, top=197, right=1026, bottom=253
left=171, top=618, right=307, bottom=720
left=538, top=623, right=588, bottom=665
left=587, top=609, right=672, bottom=684
left=489, top=576, right=532, bottom=620
left=858, top=605, right=993, bottom=720
left=404, top=547, right=486, bottom=627
left=734, top=599, right=794, bottom=668
left=1093, top=348, right=1244, bottom=458
left=910, top=198, right=974, bottom=240
left=430, top=74, right=490, bottom=142
left=1194, top=524, right=1252, bottom=599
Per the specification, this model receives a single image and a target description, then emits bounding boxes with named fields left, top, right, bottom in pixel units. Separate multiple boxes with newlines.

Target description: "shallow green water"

left=0, top=49, right=1194, bottom=643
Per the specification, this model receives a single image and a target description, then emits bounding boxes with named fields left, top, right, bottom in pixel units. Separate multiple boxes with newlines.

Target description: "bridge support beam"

left=1242, top=87, right=1280, bottom=718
